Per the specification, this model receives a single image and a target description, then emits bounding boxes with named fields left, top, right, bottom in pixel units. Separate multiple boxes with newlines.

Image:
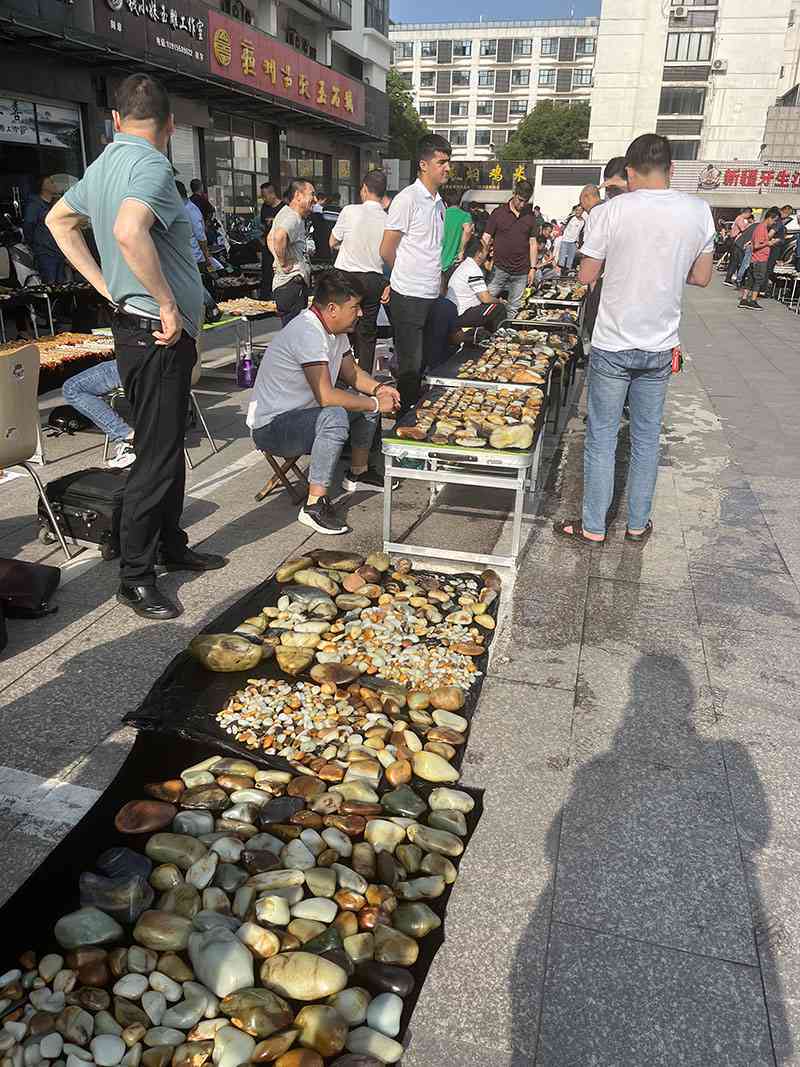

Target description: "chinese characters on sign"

left=0, top=99, right=37, bottom=144
left=94, top=0, right=207, bottom=68
left=208, top=10, right=365, bottom=127
left=721, top=167, right=800, bottom=189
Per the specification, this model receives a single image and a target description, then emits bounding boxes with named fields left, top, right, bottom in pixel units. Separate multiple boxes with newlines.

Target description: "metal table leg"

left=383, top=455, right=394, bottom=549
left=510, top=465, right=527, bottom=562
left=0, top=306, right=5, bottom=343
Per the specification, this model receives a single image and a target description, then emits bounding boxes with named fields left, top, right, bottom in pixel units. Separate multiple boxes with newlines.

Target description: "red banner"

left=208, top=10, right=365, bottom=127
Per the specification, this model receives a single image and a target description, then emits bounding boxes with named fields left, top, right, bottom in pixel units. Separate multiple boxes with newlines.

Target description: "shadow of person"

left=510, top=654, right=788, bottom=1066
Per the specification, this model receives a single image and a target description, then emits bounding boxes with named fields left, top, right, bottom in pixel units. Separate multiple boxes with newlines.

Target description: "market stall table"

left=0, top=288, right=54, bottom=343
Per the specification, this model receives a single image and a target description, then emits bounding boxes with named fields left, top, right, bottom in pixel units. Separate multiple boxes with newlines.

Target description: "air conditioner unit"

left=672, top=6, right=688, bottom=17
left=711, top=58, right=728, bottom=73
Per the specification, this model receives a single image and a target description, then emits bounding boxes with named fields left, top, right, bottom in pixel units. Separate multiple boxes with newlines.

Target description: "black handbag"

left=0, top=558, right=61, bottom=617
left=48, top=405, right=97, bottom=436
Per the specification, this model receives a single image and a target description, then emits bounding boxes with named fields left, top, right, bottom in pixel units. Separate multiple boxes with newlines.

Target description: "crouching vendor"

left=249, top=269, right=401, bottom=536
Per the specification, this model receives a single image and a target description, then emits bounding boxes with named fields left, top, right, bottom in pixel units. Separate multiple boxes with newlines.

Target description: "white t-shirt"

left=446, top=257, right=488, bottom=316
left=333, top=200, right=387, bottom=274
left=581, top=188, right=716, bottom=352
left=250, top=309, right=351, bottom=430
left=270, top=205, right=310, bottom=290
left=562, top=214, right=584, bottom=243
left=386, top=178, right=445, bottom=299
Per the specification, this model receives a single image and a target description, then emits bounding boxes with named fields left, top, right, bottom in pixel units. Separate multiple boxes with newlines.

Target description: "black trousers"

left=725, top=245, right=742, bottom=283
left=274, top=276, right=309, bottom=325
left=389, top=288, right=436, bottom=411
left=343, top=270, right=386, bottom=375
left=112, top=315, right=193, bottom=586
left=457, top=302, right=504, bottom=331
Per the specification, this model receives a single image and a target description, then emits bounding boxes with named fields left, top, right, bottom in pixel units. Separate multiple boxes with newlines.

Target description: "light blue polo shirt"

left=64, top=133, right=203, bottom=338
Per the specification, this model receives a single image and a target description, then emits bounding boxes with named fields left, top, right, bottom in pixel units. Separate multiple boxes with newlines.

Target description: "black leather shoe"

left=158, top=548, right=228, bottom=572
left=117, top=583, right=181, bottom=619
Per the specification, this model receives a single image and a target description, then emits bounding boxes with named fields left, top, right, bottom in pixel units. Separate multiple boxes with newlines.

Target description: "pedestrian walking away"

left=554, top=133, right=715, bottom=545
left=381, top=134, right=451, bottom=412
left=330, top=168, right=389, bottom=375
left=484, top=179, right=539, bottom=321
left=46, top=72, right=227, bottom=620
left=268, top=179, right=315, bottom=324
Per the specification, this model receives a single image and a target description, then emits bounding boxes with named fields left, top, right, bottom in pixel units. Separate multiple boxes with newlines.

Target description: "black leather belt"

left=113, top=309, right=159, bottom=331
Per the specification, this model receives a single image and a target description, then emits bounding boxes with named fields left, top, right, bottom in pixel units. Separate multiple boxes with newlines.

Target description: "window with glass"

left=659, top=86, right=706, bottom=114
left=450, top=129, right=467, bottom=145
left=509, top=100, right=527, bottom=116
left=420, top=71, right=435, bottom=88
left=513, top=38, right=532, bottom=57
left=665, top=31, right=713, bottom=61
left=452, top=70, right=470, bottom=87
left=453, top=40, right=472, bottom=57
left=450, top=101, right=469, bottom=117
left=206, top=113, right=277, bottom=227
left=668, top=139, right=700, bottom=159
left=418, top=102, right=434, bottom=117
left=399, top=72, right=413, bottom=86
left=476, top=99, right=493, bottom=116
left=576, top=36, right=595, bottom=55
left=364, top=0, right=387, bottom=37
left=421, top=40, right=437, bottom=57
left=480, top=39, right=497, bottom=56
left=511, top=69, right=530, bottom=86
left=397, top=41, right=414, bottom=58
left=538, top=68, right=556, bottom=86
left=475, top=129, right=492, bottom=146
left=478, top=70, right=495, bottom=87
left=572, top=68, right=592, bottom=86
left=541, top=37, right=558, bottom=56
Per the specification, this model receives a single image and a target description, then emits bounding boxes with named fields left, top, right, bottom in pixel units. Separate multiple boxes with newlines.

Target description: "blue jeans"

left=62, top=359, right=133, bottom=442
left=488, top=267, right=528, bottom=320
left=736, top=246, right=752, bottom=286
left=583, top=346, right=672, bottom=536
left=558, top=241, right=578, bottom=269
left=253, top=405, right=378, bottom=488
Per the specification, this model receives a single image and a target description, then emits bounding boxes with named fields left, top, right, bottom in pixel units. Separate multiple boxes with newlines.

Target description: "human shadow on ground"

left=509, top=654, right=788, bottom=1065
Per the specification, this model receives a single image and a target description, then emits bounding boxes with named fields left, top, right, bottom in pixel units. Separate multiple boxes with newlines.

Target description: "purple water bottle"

left=237, top=354, right=255, bottom=389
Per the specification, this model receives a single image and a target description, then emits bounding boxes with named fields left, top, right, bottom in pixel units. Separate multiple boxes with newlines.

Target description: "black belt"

left=113, top=309, right=160, bottom=332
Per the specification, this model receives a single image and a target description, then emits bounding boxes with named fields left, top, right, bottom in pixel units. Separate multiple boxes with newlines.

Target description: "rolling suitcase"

left=37, top=468, right=127, bottom=561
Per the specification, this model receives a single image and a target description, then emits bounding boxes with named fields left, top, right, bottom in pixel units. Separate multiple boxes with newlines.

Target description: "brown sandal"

left=553, top=519, right=605, bottom=545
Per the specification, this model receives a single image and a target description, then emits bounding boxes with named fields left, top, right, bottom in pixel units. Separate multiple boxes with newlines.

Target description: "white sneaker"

left=108, top=441, right=136, bottom=469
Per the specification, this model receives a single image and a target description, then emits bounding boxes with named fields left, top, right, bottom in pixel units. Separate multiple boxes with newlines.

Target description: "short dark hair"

left=115, top=73, right=171, bottom=129
left=514, top=179, right=533, bottom=201
left=313, top=268, right=364, bottom=307
left=533, top=204, right=540, bottom=211
left=603, top=155, right=627, bottom=181
left=284, top=178, right=314, bottom=202
left=260, top=181, right=276, bottom=194
left=190, top=179, right=203, bottom=193
left=443, top=187, right=462, bottom=208
left=37, top=175, right=52, bottom=193
left=417, top=134, right=451, bottom=170
left=541, top=221, right=553, bottom=231
left=765, top=206, right=781, bottom=219
left=175, top=180, right=188, bottom=200
left=625, top=133, right=671, bottom=176
left=464, top=235, right=484, bottom=259
left=363, top=169, right=388, bottom=198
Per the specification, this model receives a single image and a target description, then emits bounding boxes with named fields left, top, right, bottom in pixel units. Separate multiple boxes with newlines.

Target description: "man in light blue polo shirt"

left=47, top=73, right=226, bottom=620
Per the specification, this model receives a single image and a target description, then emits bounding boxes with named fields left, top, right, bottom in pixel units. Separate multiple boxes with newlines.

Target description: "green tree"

left=499, top=101, right=591, bottom=161
left=386, top=68, right=429, bottom=161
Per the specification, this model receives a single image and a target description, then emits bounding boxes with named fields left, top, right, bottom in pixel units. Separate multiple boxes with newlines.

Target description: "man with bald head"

left=580, top=184, right=601, bottom=215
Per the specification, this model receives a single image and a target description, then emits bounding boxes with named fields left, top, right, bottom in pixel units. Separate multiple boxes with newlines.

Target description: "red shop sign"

left=208, top=10, right=365, bottom=127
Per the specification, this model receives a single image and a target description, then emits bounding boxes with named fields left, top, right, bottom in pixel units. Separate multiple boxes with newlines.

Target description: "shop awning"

left=0, top=12, right=382, bottom=146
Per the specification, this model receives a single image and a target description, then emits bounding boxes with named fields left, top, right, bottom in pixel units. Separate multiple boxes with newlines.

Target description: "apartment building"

left=589, top=0, right=792, bottom=161
left=388, top=19, right=598, bottom=159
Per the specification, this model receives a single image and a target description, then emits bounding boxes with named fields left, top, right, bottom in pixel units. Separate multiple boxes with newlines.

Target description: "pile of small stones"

left=0, top=752, right=476, bottom=1067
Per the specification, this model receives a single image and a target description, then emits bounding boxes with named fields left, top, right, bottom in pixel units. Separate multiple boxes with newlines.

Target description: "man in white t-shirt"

left=446, top=236, right=505, bottom=333
left=330, top=169, right=388, bottom=374
left=557, top=205, right=584, bottom=274
left=250, top=270, right=400, bottom=535
left=381, top=134, right=451, bottom=411
left=555, top=134, right=715, bottom=547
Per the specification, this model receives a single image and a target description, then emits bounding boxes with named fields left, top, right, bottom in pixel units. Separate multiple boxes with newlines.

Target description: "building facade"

left=388, top=19, right=598, bottom=160
left=589, top=0, right=792, bottom=162
left=0, top=0, right=390, bottom=229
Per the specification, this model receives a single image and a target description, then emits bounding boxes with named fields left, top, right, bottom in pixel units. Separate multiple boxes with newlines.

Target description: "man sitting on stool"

left=63, top=359, right=135, bottom=468
left=250, top=269, right=400, bottom=536
left=446, top=236, right=506, bottom=338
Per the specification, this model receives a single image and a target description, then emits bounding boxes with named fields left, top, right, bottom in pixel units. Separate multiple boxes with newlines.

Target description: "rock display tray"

left=126, top=567, right=500, bottom=777
left=0, top=729, right=483, bottom=1052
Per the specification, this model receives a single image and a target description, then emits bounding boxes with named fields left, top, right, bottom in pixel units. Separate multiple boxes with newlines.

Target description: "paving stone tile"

left=537, top=924, right=772, bottom=1066
left=553, top=755, right=755, bottom=963
left=691, top=563, right=800, bottom=636
left=704, top=626, right=800, bottom=707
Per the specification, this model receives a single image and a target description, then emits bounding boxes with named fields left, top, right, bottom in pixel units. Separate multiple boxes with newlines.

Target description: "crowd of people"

left=39, top=69, right=718, bottom=622
left=717, top=204, right=797, bottom=310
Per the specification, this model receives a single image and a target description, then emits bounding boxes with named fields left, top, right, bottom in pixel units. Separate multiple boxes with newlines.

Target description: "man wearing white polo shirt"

left=381, top=134, right=451, bottom=411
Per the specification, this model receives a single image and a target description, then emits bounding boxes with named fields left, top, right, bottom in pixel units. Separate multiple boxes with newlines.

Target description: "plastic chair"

left=0, top=345, right=72, bottom=560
